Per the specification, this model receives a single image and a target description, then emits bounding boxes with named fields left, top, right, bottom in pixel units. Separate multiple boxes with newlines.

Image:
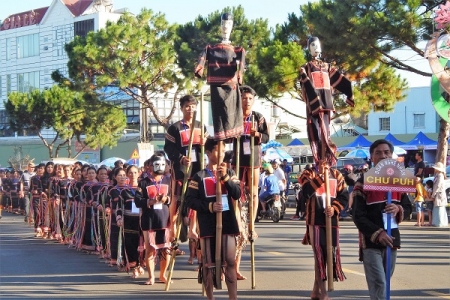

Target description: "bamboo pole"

left=165, top=110, right=197, bottom=291
left=321, top=133, right=334, bottom=292
left=200, top=92, right=206, bottom=297
left=215, top=141, right=223, bottom=290
left=249, top=115, right=256, bottom=289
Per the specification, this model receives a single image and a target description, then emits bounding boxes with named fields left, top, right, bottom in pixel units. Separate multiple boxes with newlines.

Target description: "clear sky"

left=1, top=0, right=429, bottom=87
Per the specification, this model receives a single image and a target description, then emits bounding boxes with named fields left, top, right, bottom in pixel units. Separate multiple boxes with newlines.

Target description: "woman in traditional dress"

left=41, top=162, right=55, bottom=239
left=135, top=154, right=175, bottom=285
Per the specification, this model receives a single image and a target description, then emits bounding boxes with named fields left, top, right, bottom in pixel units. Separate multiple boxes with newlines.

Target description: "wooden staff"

left=214, top=140, right=224, bottom=290
left=165, top=110, right=197, bottom=291
left=249, top=115, right=256, bottom=289
left=321, top=133, right=334, bottom=292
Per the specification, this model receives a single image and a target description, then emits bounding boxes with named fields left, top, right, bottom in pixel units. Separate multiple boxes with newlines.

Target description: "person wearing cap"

left=352, top=139, right=412, bottom=300
left=270, top=159, right=286, bottom=198
left=430, top=162, right=449, bottom=227
left=258, top=164, right=280, bottom=218
left=19, top=162, right=36, bottom=222
left=194, top=12, right=246, bottom=141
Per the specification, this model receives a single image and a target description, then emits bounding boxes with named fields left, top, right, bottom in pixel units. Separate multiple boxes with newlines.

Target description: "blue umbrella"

left=345, top=149, right=370, bottom=159
left=127, top=158, right=140, bottom=166
left=263, top=147, right=293, bottom=163
left=262, top=140, right=283, bottom=151
left=100, top=157, right=126, bottom=168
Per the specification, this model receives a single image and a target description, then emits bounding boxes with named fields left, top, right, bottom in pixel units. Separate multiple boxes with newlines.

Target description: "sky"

left=1, top=0, right=430, bottom=88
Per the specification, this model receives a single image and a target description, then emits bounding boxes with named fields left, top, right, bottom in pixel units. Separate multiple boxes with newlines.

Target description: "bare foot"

left=144, top=278, right=154, bottom=285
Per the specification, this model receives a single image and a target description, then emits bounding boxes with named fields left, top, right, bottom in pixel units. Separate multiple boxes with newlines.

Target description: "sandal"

left=187, top=258, right=194, bottom=265
left=144, top=278, right=154, bottom=285
left=175, top=249, right=185, bottom=256
left=236, top=273, right=247, bottom=280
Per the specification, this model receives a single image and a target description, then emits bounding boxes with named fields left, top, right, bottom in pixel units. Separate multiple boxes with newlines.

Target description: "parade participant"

left=164, top=94, right=206, bottom=260
left=299, top=36, right=354, bottom=166
left=194, top=12, right=246, bottom=141
left=116, top=165, right=144, bottom=278
left=30, top=164, right=45, bottom=237
left=78, top=166, right=99, bottom=251
left=40, top=162, right=55, bottom=239
left=230, top=84, right=268, bottom=280
left=134, top=154, right=175, bottom=285
left=19, top=162, right=36, bottom=223
left=93, top=166, right=110, bottom=257
left=106, top=168, right=126, bottom=266
left=301, top=158, right=348, bottom=300
left=0, top=169, right=5, bottom=219
left=64, top=168, right=82, bottom=245
left=48, top=164, right=64, bottom=241
left=9, top=170, right=21, bottom=214
left=2, top=170, right=12, bottom=213
left=185, top=138, right=241, bottom=300
left=352, top=139, right=412, bottom=300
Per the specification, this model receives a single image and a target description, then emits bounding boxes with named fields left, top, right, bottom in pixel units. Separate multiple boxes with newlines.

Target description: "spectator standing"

left=281, top=159, right=292, bottom=193
left=414, top=177, right=426, bottom=227
left=424, top=180, right=434, bottom=226
left=430, top=162, right=449, bottom=227
left=414, top=152, right=425, bottom=179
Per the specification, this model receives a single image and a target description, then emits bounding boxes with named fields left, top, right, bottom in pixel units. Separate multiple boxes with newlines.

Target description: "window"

left=6, top=38, right=13, bottom=60
left=379, top=117, right=390, bottom=131
left=17, top=33, right=40, bottom=59
left=74, top=19, right=94, bottom=37
left=413, top=113, right=425, bottom=128
left=6, top=75, right=11, bottom=94
left=17, top=71, right=40, bottom=92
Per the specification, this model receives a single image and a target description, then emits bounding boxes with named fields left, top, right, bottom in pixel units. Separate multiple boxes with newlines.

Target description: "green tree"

left=65, top=9, right=180, bottom=142
left=5, top=85, right=125, bottom=159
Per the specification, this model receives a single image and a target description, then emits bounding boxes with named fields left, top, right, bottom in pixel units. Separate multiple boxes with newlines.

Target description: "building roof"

left=0, top=7, right=49, bottom=31
left=62, top=0, right=94, bottom=16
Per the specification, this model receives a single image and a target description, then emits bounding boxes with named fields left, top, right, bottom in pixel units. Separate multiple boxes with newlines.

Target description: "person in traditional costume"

left=48, top=164, right=64, bottom=242
left=116, top=165, right=144, bottom=278
left=185, top=138, right=241, bottom=300
left=93, top=167, right=110, bottom=258
left=300, top=159, right=348, bottom=300
left=40, top=162, right=55, bottom=239
left=78, top=166, right=99, bottom=252
left=134, top=154, right=175, bottom=285
left=194, top=12, right=245, bottom=141
left=164, top=94, right=207, bottom=265
left=19, top=162, right=36, bottom=223
left=299, top=36, right=354, bottom=166
left=30, top=164, right=45, bottom=237
left=64, top=167, right=82, bottom=245
left=352, top=139, right=412, bottom=300
left=107, top=168, right=127, bottom=267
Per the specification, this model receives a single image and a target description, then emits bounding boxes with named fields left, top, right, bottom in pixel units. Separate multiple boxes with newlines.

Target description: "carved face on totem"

left=220, top=13, right=233, bottom=43
left=307, top=36, right=322, bottom=58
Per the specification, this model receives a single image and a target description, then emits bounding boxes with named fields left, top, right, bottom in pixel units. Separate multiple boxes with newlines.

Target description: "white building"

left=0, top=0, right=125, bottom=135
left=368, top=86, right=438, bottom=135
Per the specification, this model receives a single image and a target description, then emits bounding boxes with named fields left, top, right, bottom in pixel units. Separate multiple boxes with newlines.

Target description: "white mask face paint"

left=221, top=19, right=233, bottom=43
left=308, top=38, right=322, bottom=58
left=153, top=158, right=166, bottom=174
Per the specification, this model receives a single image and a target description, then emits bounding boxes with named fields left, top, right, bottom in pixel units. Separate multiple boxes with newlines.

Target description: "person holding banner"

left=300, top=158, right=348, bottom=300
left=185, top=138, right=241, bottom=300
left=352, top=139, right=412, bottom=300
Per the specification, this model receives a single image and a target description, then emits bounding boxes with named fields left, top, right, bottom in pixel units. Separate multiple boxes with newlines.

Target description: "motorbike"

left=259, top=194, right=285, bottom=223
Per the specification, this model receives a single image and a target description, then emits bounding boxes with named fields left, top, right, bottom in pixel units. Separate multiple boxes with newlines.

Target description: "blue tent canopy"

left=400, top=131, right=437, bottom=150
left=384, top=133, right=405, bottom=146
left=338, top=134, right=372, bottom=150
left=287, top=138, right=304, bottom=146
left=262, top=140, right=283, bottom=151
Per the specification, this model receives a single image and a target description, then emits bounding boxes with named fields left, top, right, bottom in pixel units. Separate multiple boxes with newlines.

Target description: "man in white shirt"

left=271, top=160, right=286, bottom=197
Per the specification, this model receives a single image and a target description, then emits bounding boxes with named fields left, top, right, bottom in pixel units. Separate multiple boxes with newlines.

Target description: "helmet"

left=343, top=165, right=353, bottom=172
left=360, top=164, right=369, bottom=171
left=270, top=159, right=280, bottom=165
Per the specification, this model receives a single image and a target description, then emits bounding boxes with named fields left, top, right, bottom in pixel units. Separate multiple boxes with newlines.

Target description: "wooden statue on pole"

left=192, top=12, right=245, bottom=299
left=299, top=36, right=353, bottom=296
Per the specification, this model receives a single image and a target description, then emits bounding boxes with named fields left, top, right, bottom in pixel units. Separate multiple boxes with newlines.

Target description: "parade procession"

left=1, top=1, right=450, bottom=300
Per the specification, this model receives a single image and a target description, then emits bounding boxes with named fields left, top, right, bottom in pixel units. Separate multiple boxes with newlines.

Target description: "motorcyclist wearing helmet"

left=270, top=159, right=286, bottom=198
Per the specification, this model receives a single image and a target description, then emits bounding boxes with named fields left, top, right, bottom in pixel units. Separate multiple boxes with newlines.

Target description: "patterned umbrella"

left=99, top=157, right=126, bottom=168
left=263, top=147, right=293, bottom=163
left=345, top=149, right=370, bottom=159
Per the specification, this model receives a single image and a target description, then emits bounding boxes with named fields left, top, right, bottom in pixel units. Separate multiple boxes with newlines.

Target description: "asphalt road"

left=0, top=208, right=449, bottom=300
